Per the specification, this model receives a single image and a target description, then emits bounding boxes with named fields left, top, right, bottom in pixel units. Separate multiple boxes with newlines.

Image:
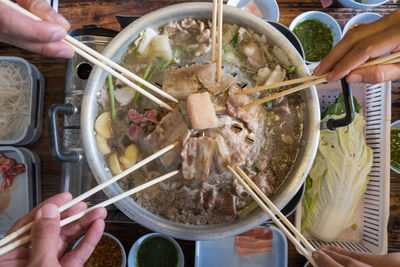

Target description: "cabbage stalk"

left=302, top=113, right=373, bottom=242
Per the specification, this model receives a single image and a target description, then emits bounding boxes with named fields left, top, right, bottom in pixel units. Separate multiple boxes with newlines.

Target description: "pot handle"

left=48, top=104, right=82, bottom=162
left=321, top=78, right=355, bottom=131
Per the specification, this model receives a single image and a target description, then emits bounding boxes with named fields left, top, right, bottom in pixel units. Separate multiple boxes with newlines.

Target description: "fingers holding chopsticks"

left=314, top=9, right=400, bottom=83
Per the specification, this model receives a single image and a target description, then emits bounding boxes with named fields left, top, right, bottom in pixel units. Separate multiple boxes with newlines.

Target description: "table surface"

left=1, top=0, right=400, bottom=266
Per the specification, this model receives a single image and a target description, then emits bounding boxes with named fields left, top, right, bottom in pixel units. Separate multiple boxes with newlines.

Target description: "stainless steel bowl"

left=81, top=2, right=320, bottom=240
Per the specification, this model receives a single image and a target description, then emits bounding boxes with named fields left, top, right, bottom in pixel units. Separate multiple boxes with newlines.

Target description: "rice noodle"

left=0, top=61, right=30, bottom=140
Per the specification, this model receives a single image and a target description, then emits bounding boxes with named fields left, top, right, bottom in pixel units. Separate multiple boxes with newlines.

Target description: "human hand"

left=312, top=246, right=400, bottom=267
left=314, top=9, right=400, bottom=84
left=0, top=0, right=74, bottom=58
left=0, top=192, right=107, bottom=267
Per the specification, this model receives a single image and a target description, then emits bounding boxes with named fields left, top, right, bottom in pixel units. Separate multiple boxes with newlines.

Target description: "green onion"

left=287, top=66, right=296, bottom=74
left=231, top=31, right=239, bottom=48
left=107, top=74, right=116, bottom=119
left=162, top=49, right=184, bottom=69
left=238, top=201, right=259, bottom=218
left=135, top=63, right=153, bottom=103
left=351, top=223, right=357, bottom=230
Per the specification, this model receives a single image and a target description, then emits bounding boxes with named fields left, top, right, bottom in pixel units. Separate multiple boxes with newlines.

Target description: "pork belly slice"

left=195, top=62, right=237, bottom=95
left=206, top=123, right=252, bottom=172
left=162, top=65, right=198, bottom=100
left=215, top=191, right=236, bottom=215
left=181, top=136, right=216, bottom=181
left=226, top=86, right=265, bottom=133
left=187, top=92, right=218, bottom=130
left=235, top=227, right=273, bottom=255
left=145, top=111, right=190, bottom=168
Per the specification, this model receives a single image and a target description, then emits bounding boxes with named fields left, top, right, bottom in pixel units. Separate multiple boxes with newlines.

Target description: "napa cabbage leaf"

left=302, top=113, right=373, bottom=242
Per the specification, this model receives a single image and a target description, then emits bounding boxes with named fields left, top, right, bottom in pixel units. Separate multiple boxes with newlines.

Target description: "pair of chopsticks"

left=0, top=0, right=178, bottom=110
left=211, top=0, right=223, bottom=83
left=228, top=165, right=317, bottom=266
left=242, top=51, right=400, bottom=108
left=0, top=142, right=180, bottom=256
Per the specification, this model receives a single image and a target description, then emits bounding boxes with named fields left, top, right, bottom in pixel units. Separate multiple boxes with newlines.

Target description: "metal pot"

left=81, top=2, right=320, bottom=240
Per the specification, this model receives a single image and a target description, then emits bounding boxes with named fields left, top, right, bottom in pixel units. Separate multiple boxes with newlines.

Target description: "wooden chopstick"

left=0, top=142, right=178, bottom=248
left=227, top=165, right=316, bottom=266
left=234, top=166, right=315, bottom=253
left=217, top=0, right=223, bottom=83
left=0, top=170, right=179, bottom=256
left=211, top=0, right=218, bottom=62
left=0, top=0, right=178, bottom=109
left=244, top=77, right=327, bottom=108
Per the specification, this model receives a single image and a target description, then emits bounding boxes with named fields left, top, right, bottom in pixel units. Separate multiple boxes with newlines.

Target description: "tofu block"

left=187, top=92, right=218, bottom=130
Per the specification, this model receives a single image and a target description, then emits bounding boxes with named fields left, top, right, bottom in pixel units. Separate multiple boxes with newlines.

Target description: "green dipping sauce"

left=391, top=129, right=400, bottom=170
left=137, top=236, right=179, bottom=267
left=293, top=19, right=334, bottom=62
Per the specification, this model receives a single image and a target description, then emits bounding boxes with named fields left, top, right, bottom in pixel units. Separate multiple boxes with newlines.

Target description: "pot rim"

left=81, top=2, right=320, bottom=240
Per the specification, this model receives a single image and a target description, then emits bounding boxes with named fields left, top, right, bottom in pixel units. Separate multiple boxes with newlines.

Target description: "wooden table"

left=1, top=0, right=400, bottom=266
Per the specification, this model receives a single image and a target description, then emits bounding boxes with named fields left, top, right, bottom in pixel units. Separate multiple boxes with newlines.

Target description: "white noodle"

left=0, top=61, right=31, bottom=140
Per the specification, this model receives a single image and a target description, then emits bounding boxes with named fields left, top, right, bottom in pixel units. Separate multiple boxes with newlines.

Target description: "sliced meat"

left=181, top=136, right=216, bottom=181
left=162, top=65, right=198, bottom=100
left=241, top=0, right=263, bottom=18
left=216, top=191, right=236, bottom=215
left=233, top=179, right=248, bottom=198
left=145, top=111, right=190, bottom=167
left=127, top=124, right=143, bottom=141
left=239, top=40, right=266, bottom=72
left=128, top=109, right=158, bottom=126
left=195, top=62, right=218, bottom=93
left=226, top=88, right=265, bottom=133
left=0, top=153, right=26, bottom=192
left=198, top=182, right=218, bottom=209
left=187, top=92, right=218, bottom=130
left=235, top=227, right=273, bottom=255
left=206, top=123, right=251, bottom=172
left=254, top=172, right=273, bottom=196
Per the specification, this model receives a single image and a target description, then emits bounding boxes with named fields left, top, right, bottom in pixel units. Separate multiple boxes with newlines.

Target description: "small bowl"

left=128, top=233, right=184, bottom=267
left=391, top=120, right=400, bottom=174
left=337, top=0, right=388, bottom=9
left=73, top=232, right=126, bottom=267
left=343, top=12, right=382, bottom=35
left=289, top=11, right=342, bottom=64
left=226, top=0, right=280, bottom=22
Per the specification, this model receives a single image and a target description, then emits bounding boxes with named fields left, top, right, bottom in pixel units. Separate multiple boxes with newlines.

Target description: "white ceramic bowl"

left=343, top=12, right=382, bottom=35
left=338, top=0, right=388, bottom=9
left=226, top=0, right=280, bottom=22
left=73, top=232, right=126, bottom=267
left=128, top=233, right=184, bottom=267
left=391, top=120, right=400, bottom=174
left=289, top=11, right=342, bottom=64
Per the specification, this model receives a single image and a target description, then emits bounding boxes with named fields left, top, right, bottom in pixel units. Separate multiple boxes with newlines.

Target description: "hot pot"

left=80, top=3, right=348, bottom=240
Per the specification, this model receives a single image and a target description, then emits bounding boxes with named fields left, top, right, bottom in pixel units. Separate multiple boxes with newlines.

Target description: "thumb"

left=347, top=63, right=400, bottom=84
left=29, top=203, right=60, bottom=265
left=17, top=0, right=70, bottom=30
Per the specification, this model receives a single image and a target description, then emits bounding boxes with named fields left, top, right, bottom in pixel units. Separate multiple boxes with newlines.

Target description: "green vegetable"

left=351, top=223, right=358, bottom=230
left=323, top=93, right=361, bottom=119
left=134, top=63, right=153, bottom=103
left=287, top=66, right=296, bottom=74
left=162, top=49, right=184, bottom=69
left=301, top=113, right=373, bottom=241
left=223, top=44, right=245, bottom=60
left=293, top=19, right=333, bottom=62
left=238, top=201, right=258, bottom=218
left=263, top=101, right=273, bottom=110
left=391, top=129, right=400, bottom=170
left=231, top=31, right=239, bottom=48
left=107, top=74, right=116, bottom=119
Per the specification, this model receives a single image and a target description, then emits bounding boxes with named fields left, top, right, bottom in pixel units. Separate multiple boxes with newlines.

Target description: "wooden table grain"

left=1, top=0, right=400, bottom=266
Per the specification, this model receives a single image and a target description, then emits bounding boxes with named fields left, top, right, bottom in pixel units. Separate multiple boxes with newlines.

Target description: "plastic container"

left=226, top=0, right=279, bottom=22
left=73, top=232, right=126, bottom=267
left=295, top=80, right=391, bottom=254
left=343, top=12, right=382, bottom=35
left=0, top=146, right=41, bottom=237
left=337, top=0, right=388, bottom=9
left=0, top=57, right=45, bottom=145
left=195, top=225, right=287, bottom=267
left=289, top=11, right=342, bottom=64
left=128, top=233, right=184, bottom=267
